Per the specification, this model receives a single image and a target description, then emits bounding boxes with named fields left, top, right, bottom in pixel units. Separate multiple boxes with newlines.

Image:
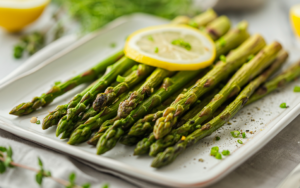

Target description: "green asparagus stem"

left=92, top=64, right=155, bottom=112
left=42, top=82, right=95, bottom=130
left=151, top=50, right=288, bottom=168
left=55, top=56, right=136, bottom=136
left=189, top=9, right=217, bottom=28
left=215, top=21, right=250, bottom=58
left=42, top=67, right=134, bottom=130
left=133, top=34, right=266, bottom=155
left=120, top=89, right=219, bottom=146
left=247, top=58, right=300, bottom=104
left=95, top=69, right=209, bottom=153
left=152, top=35, right=269, bottom=140
left=204, top=16, right=231, bottom=41
left=149, top=49, right=287, bottom=157
left=9, top=50, right=124, bottom=116
left=67, top=82, right=144, bottom=144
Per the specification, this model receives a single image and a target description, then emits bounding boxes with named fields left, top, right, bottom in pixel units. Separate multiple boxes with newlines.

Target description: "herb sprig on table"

left=0, top=146, right=107, bottom=188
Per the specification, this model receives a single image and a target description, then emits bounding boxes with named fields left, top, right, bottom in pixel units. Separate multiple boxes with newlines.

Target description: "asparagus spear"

left=55, top=56, right=136, bottom=136
left=67, top=82, right=144, bottom=144
left=189, top=9, right=217, bottom=28
left=153, top=35, right=272, bottom=140
left=9, top=50, right=124, bottom=116
left=204, top=16, right=231, bottom=41
left=42, top=68, right=134, bottom=130
left=133, top=34, right=266, bottom=155
left=149, top=49, right=287, bottom=156
left=151, top=50, right=288, bottom=168
left=120, top=89, right=219, bottom=146
left=88, top=21, right=250, bottom=148
left=92, top=63, right=154, bottom=112
left=215, top=21, right=250, bottom=57
left=42, top=82, right=95, bottom=130
left=247, top=59, right=300, bottom=104
left=95, top=69, right=209, bottom=154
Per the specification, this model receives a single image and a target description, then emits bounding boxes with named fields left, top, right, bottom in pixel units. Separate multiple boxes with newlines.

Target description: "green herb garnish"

left=218, top=37, right=226, bottom=47
left=210, top=146, right=219, bottom=156
left=171, top=39, right=192, bottom=51
left=294, top=86, right=300, bottom=92
left=237, top=139, right=243, bottom=144
left=36, top=120, right=41, bottom=125
left=54, top=81, right=61, bottom=86
left=230, top=131, right=240, bottom=138
left=222, top=150, right=230, bottom=156
left=148, top=35, right=154, bottom=42
left=189, top=20, right=198, bottom=28
left=280, top=102, right=287, bottom=108
left=154, top=47, right=159, bottom=53
left=242, top=132, right=246, bottom=138
left=220, top=55, right=226, bottom=62
left=216, top=136, right=220, bottom=141
left=215, top=153, right=222, bottom=160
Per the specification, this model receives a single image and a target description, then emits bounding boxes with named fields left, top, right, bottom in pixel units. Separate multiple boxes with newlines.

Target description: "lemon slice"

left=125, top=25, right=216, bottom=71
left=291, top=4, right=300, bottom=38
left=0, top=0, right=49, bottom=32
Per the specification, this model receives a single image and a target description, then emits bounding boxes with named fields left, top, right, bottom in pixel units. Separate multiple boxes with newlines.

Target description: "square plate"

left=1, top=13, right=300, bottom=187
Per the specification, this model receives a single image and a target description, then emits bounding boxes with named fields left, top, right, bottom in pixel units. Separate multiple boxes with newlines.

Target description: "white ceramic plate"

left=1, top=13, right=300, bottom=187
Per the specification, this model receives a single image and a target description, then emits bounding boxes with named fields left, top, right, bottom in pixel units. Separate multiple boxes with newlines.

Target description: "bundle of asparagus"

left=9, top=9, right=300, bottom=170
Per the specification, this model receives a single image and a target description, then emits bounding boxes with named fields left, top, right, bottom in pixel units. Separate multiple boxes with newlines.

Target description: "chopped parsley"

left=54, top=81, right=61, bottom=86
left=210, top=146, right=219, bottom=156
left=294, top=86, right=300, bottom=92
left=171, top=39, right=192, bottom=51
left=242, top=132, right=246, bottom=138
left=280, top=102, right=287, bottom=108
left=230, top=130, right=240, bottom=138
left=148, top=35, right=154, bottom=42
left=215, top=152, right=222, bottom=160
left=220, top=55, right=226, bottom=62
left=189, top=20, right=198, bottom=28
left=36, top=120, right=41, bottom=125
left=222, top=150, right=230, bottom=156
left=218, top=37, right=226, bottom=47
left=154, top=47, right=159, bottom=53
left=237, top=139, right=243, bottom=144
left=216, top=136, right=220, bottom=141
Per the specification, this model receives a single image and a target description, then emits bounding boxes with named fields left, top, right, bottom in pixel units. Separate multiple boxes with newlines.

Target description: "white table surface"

left=1, top=0, right=300, bottom=187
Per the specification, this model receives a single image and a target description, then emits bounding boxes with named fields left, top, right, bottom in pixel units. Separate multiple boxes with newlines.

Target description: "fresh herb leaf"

left=218, top=37, right=226, bottom=47
left=210, top=146, right=219, bottom=156
left=0, top=161, right=6, bottom=174
left=148, top=35, right=154, bottom=42
left=171, top=39, right=191, bottom=51
left=36, top=171, right=43, bottom=185
left=230, top=131, right=240, bottom=138
left=294, top=86, right=300, bottom=92
left=222, top=150, right=230, bottom=156
left=242, top=132, right=246, bottom=138
left=54, top=81, right=61, bottom=86
left=36, top=120, right=41, bottom=125
left=280, top=102, right=287, bottom=108
left=237, top=139, right=243, bottom=144
left=102, top=183, right=109, bottom=188
left=215, top=152, right=222, bottom=160
left=220, top=55, right=226, bottom=62
left=154, top=47, right=159, bottom=53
